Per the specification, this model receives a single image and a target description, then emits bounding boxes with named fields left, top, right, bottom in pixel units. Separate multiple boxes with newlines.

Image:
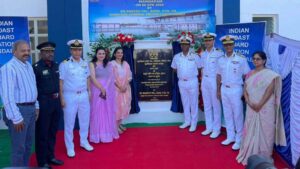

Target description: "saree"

left=111, top=60, right=132, bottom=120
left=236, top=69, right=286, bottom=165
left=89, top=63, right=119, bottom=143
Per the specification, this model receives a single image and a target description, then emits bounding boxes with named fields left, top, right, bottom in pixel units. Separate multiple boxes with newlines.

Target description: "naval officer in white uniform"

left=171, top=32, right=201, bottom=132
left=216, top=35, right=250, bottom=150
left=200, top=33, right=223, bottom=138
left=59, top=39, right=94, bottom=157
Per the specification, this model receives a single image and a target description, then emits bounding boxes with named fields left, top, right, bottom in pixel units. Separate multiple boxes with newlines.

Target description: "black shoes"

left=41, top=164, right=52, bottom=169
left=49, top=158, right=64, bottom=165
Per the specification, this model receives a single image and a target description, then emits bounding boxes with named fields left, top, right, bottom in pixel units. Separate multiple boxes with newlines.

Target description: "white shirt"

left=217, top=52, right=250, bottom=86
left=0, top=57, right=38, bottom=124
left=59, top=57, right=90, bottom=92
left=171, top=51, right=201, bottom=80
left=200, top=47, right=223, bottom=78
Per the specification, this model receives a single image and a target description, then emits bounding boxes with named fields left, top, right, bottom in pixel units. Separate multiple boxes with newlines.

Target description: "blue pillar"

left=47, top=0, right=82, bottom=63
left=47, top=0, right=83, bottom=130
left=223, top=0, right=240, bottom=23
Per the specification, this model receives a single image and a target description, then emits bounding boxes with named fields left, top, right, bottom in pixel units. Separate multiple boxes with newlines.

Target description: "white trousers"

left=63, top=91, right=90, bottom=151
left=178, top=78, right=199, bottom=126
left=221, top=85, right=244, bottom=143
left=201, top=77, right=221, bottom=132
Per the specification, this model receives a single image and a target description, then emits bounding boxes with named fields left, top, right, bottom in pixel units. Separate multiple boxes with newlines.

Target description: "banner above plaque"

left=89, top=0, right=215, bottom=41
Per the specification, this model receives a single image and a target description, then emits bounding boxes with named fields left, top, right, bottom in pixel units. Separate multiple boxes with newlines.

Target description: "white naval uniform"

left=200, top=48, right=223, bottom=133
left=171, top=51, right=201, bottom=126
left=59, top=57, right=90, bottom=151
left=217, top=52, right=250, bottom=143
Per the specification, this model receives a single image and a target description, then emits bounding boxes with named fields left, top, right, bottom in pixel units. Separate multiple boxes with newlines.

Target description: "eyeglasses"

left=252, top=58, right=262, bottom=61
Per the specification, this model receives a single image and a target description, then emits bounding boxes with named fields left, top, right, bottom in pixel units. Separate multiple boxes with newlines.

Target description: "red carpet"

left=30, top=126, right=290, bottom=169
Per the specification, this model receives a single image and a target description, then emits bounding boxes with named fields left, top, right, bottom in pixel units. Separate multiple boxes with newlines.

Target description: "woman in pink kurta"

left=89, top=47, right=119, bottom=143
left=111, top=47, right=132, bottom=134
left=236, top=51, right=286, bottom=165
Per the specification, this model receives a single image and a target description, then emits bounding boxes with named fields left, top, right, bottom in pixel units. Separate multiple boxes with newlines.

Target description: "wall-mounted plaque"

left=135, top=49, right=172, bottom=101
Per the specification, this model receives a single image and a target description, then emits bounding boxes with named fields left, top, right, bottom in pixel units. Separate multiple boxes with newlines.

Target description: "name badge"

left=232, top=61, right=239, bottom=64
left=42, top=70, right=49, bottom=75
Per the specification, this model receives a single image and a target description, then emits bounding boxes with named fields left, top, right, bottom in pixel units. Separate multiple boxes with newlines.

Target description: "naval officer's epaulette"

left=215, top=48, right=223, bottom=54
left=63, top=59, right=70, bottom=63
left=236, top=52, right=246, bottom=58
left=189, top=51, right=197, bottom=55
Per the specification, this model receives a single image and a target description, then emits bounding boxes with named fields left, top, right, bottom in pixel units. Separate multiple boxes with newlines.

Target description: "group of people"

left=172, top=32, right=286, bottom=165
left=0, top=31, right=288, bottom=168
left=0, top=39, right=132, bottom=168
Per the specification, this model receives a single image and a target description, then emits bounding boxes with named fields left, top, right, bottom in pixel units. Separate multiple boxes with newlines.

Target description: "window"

left=252, top=15, right=278, bottom=35
left=28, top=18, right=48, bottom=63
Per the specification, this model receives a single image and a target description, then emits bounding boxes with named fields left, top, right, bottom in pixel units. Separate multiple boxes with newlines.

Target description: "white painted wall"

left=0, top=0, right=47, bottom=17
left=240, top=0, right=300, bottom=41
left=215, top=0, right=223, bottom=25
left=82, top=0, right=91, bottom=59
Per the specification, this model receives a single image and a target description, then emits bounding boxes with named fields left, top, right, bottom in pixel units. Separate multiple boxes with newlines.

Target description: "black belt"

left=16, top=102, right=35, bottom=106
left=41, top=93, right=59, bottom=99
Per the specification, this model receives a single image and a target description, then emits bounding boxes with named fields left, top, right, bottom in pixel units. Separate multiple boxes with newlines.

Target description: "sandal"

left=119, top=124, right=127, bottom=131
left=118, top=126, right=123, bottom=134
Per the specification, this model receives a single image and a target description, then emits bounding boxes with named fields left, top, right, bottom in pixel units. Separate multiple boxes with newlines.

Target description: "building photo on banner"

left=1, top=0, right=300, bottom=168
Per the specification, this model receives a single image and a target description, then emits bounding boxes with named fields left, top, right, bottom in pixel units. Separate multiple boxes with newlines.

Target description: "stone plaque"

left=135, top=49, right=172, bottom=101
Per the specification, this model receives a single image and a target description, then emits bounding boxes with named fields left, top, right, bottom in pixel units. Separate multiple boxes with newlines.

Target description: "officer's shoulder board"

left=63, top=59, right=70, bottom=63
left=192, top=52, right=201, bottom=58
left=189, top=51, right=197, bottom=56
left=236, top=52, right=246, bottom=58
left=215, top=48, right=223, bottom=55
